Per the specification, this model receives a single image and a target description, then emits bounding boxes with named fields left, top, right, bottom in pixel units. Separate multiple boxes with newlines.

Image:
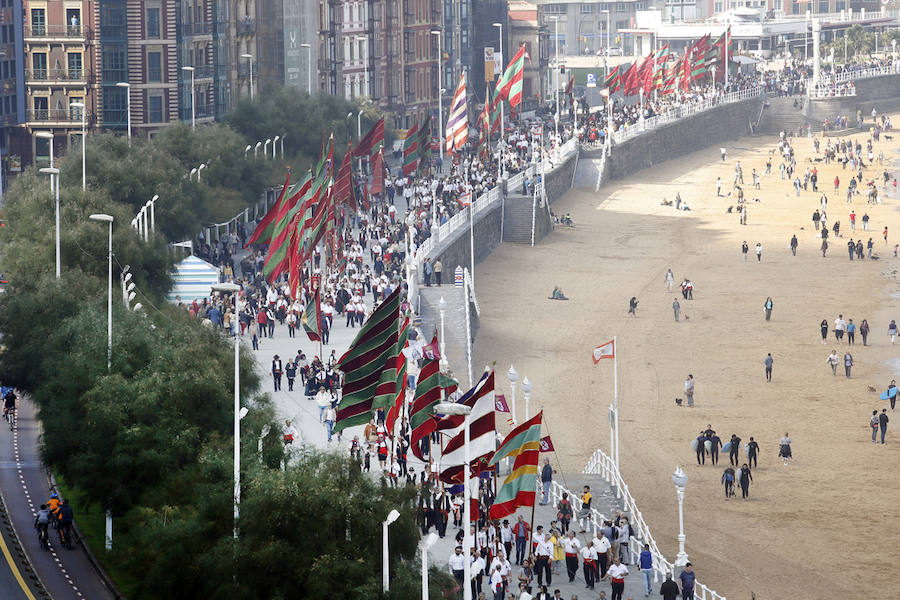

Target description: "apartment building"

left=257, top=0, right=319, bottom=92
left=537, top=0, right=649, bottom=56
left=177, top=0, right=227, bottom=124
left=0, top=0, right=25, bottom=184
left=342, top=0, right=371, bottom=98
left=230, top=0, right=259, bottom=101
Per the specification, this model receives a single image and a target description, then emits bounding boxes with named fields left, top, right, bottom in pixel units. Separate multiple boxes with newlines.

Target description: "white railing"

left=611, top=87, right=764, bottom=145
left=583, top=448, right=726, bottom=600
left=809, top=85, right=857, bottom=98
left=805, top=62, right=900, bottom=95
left=594, top=144, right=608, bottom=192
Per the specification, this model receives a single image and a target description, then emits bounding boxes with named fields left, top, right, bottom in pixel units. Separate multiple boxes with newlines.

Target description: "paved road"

left=0, top=397, right=116, bottom=600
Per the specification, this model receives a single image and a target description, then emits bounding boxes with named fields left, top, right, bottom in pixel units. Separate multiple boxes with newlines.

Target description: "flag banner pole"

left=614, top=335, right=619, bottom=472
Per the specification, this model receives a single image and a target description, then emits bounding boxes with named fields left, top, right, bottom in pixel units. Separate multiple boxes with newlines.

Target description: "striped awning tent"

left=166, top=255, right=221, bottom=304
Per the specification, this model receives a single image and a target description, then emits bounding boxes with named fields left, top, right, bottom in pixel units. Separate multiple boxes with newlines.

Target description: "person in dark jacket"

left=659, top=572, right=680, bottom=600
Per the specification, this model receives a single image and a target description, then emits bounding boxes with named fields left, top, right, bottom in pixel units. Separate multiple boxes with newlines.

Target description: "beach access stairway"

left=758, top=96, right=810, bottom=134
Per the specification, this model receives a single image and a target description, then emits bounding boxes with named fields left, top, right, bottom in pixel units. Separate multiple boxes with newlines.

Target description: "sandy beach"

left=472, top=122, right=900, bottom=599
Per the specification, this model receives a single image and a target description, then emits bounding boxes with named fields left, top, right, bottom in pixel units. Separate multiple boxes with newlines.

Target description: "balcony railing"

left=236, top=18, right=256, bottom=35
left=27, top=109, right=83, bottom=123
left=237, top=64, right=251, bottom=79
left=25, top=68, right=89, bottom=82
left=25, top=24, right=90, bottom=39
left=179, top=22, right=212, bottom=36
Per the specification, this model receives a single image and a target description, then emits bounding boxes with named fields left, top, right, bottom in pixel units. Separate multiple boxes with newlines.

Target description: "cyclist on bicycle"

left=34, top=504, right=50, bottom=548
left=57, top=500, right=74, bottom=549
left=2, top=388, right=16, bottom=421
left=46, top=493, right=61, bottom=523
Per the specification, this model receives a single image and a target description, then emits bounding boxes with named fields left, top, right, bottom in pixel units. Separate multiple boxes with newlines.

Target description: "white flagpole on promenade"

left=614, top=336, right=619, bottom=472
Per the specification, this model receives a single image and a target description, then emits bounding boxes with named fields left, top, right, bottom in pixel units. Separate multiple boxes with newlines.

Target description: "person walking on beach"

left=709, top=430, right=722, bottom=465
left=764, top=297, right=773, bottom=321
left=729, top=434, right=742, bottom=466
left=779, top=433, right=793, bottom=464
left=843, top=351, right=854, bottom=377
left=847, top=319, right=857, bottom=345
left=755, top=242, right=762, bottom=263
left=826, top=350, right=840, bottom=375
left=738, top=464, right=753, bottom=499
left=812, top=210, right=821, bottom=230
left=672, top=298, right=681, bottom=322
left=678, top=563, right=696, bottom=600
left=747, top=437, right=759, bottom=468
left=628, top=297, right=638, bottom=317
left=790, top=235, right=798, bottom=256
left=684, top=375, right=695, bottom=408
left=695, top=431, right=707, bottom=465
left=880, top=409, right=890, bottom=444
left=820, top=319, right=829, bottom=344
left=665, top=268, right=675, bottom=292
left=870, top=410, right=880, bottom=443
left=889, top=320, right=898, bottom=345
left=834, top=315, right=846, bottom=342
left=764, top=353, right=774, bottom=382
left=860, top=319, right=870, bottom=345
left=821, top=239, right=829, bottom=257
left=721, top=467, right=736, bottom=498
left=741, top=241, right=749, bottom=261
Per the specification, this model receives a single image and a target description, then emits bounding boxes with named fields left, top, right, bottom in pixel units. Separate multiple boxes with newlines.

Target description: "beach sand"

left=471, top=124, right=900, bottom=599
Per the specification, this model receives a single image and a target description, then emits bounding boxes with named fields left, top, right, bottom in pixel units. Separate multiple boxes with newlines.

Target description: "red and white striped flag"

left=445, top=73, right=469, bottom=153
left=592, top=339, right=615, bottom=364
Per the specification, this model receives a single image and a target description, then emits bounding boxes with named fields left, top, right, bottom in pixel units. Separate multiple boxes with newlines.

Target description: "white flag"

left=592, top=339, right=615, bottom=364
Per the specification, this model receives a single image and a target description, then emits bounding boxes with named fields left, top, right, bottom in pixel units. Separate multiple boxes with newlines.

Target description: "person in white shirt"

left=581, top=539, right=598, bottom=590
left=562, top=531, right=582, bottom=583
left=500, top=520, right=514, bottom=558
left=516, top=582, right=533, bottom=600
left=470, top=549, right=486, bottom=597
left=601, top=556, right=629, bottom=600
left=533, top=528, right=554, bottom=587
left=449, top=545, right=467, bottom=590
left=593, top=531, right=611, bottom=579
left=489, top=564, right=504, bottom=599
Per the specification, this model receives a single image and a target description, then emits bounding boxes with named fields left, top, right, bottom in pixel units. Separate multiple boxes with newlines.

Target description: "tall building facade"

left=1, top=0, right=25, bottom=184
left=258, top=0, right=319, bottom=92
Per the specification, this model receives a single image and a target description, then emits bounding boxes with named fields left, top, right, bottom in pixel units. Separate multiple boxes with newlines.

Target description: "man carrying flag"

left=488, top=412, right=543, bottom=520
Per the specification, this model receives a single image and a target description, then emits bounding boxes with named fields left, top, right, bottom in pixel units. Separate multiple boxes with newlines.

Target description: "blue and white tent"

left=167, top=255, right=221, bottom=303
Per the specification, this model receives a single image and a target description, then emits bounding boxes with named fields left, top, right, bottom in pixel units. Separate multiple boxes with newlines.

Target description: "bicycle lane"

left=0, top=396, right=116, bottom=600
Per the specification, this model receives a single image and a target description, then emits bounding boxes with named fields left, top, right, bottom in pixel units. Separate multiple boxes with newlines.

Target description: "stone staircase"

left=758, top=96, right=811, bottom=134
left=502, top=194, right=551, bottom=244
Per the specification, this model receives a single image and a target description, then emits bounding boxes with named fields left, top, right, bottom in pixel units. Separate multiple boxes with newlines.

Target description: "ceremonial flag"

left=370, top=149, right=385, bottom=196
left=385, top=318, right=411, bottom=433
left=435, top=370, right=493, bottom=432
left=539, top=435, right=554, bottom=452
left=439, top=371, right=496, bottom=484
left=409, top=353, right=444, bottom=460
left=262, top=174, right=314, bottom=281
left=446, top=73, right=469, bottom=153
left=592, top=339, right=615, bottom=363
left=565, top=73, right=575, bottom=95
left=333, top=144, right=357, bottom=211
left=301, top=285, right=322, bottom=342
left=417, top=114, right=432, bottom=172
left=352, top=118, right=385, bottom=157
left=488, top=412, right=542, bottom=520
left=245, top=171, right=291, bottom=247
left=489, top=86, right=502, bottom=134
left=286, top=209, right=304, bottom=300
left=495, top=44, right=526, bottom=108
left=402, top=120, right=419, bottom=176
left=335, top=287, right=402, bottom=433
left=494, top=394, right=510, bottom=413
left=603, top=65, right=621, bottom=93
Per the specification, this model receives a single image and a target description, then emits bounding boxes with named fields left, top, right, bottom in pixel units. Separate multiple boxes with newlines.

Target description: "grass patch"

left=53, top=475, right=140, bottom=598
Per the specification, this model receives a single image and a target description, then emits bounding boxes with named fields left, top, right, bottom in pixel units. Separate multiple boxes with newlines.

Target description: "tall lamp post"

left=521, top=376, right=532, bottom=421
left=70, top=101, right=86, bottom=190
left=182, top=66, right=196, bottom=129
left=507, top=365, right=518, bottom=424
left=549, top=16, right=560, bottom=150
left=431, top=28, right=444, bottom=165
left=671, top=466, right=689, bottom=571
left=492, top=22, right=504, bottom=134
left=355, top=35, right=369, bottom=96
left=435, top=403, right=472, bottom=600
left=600, top=10, right=610, bottom=80
left=213, top=282, right=243, bottom=539
left=273, top=136, right=280, bottom=159
left=438, top=296, right=448, bottom=370
left=115, top=82, right=131, bottom=143
left=421, top=532, right=439, bottom=600
left=89, top=214, right=114, bottom=371
left=38, top=162, right=60, bottom=280
left=382, top=509, right=401, bottom=592
left=301, top=43, right=312, bottom=94
left=241, top=53, right=254, bottom=99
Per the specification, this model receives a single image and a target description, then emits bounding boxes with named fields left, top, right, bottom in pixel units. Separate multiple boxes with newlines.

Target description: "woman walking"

left=860, top=319, right=870, bottom=346
left=870, top=410, right=880, bottom=443
left=820, top=319, right=829, bottom=343
left=628, top=297, right=638, bottom=317
left=826, top=350, right=840, bottom=375
left=738, top=464, right=753, bottom=499
left=779, top=433, right=793, bottom=464
left=843, top=352, right=854, bottom=377
left=889, top=320, right=898, bottom=345
left=764, top=297, right=774, bottom=321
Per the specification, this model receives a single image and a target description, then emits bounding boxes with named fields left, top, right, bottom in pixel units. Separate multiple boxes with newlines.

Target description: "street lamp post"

left=550, top=16, right=560, bottom=147
left=421, top=532, right=439, bottom=600
left=254, top=141, right=262, bottom=158
left=492, top=22, right=504, bottom=134
left=241, top=54, right=254, bottom=99
left=38, top=166, right=61, bottom=279
left=438, top=296, right=448, bottom=370
left=244, top=144, right=252, bottom=157
left=115, top=82, right=131, bottom=143
left=273, top=136, right=280, bottom=160
left=671, top=466, right=689, bottom=570
left=197, top=163, right=207, bottom=182
left=280, top=134, right=286, bottom=158
left=431, top=29, right=444, bottom=165
left=382, top=509, right=401, bottom=593
left=89, top=214, right=114, bottom=371
left=356, top=35, right=369, bottom=96
left=182, top=66, right=196, bottom=129
left=264, top=139, right=271, bottom=159
left=507, top=365, right=518, bottom=424
left=70, top=101, right=86, bottom=191
left=521, top=376, right=532, bottom=421
left=213, top=282, right=243, bottom=539
left=301, top=43, right=312, bottom=94
left=435, top=403, right=472, bottom=600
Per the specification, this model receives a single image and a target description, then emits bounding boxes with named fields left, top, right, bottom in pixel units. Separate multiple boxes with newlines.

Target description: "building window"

left=103, top=47, right=127, bottom=82
left=30, top=8, right=46, bottom=35
left=31, top=53, right=47, bottom=79
left=103, top=88, right=127, bottom=125
left=33, top=97, right=48, bottom=119
left=460, top=0, right=468, bottom=19
left=581, top=4, right=595, bottom=13
left=69, top=97, right=84, bottom=120
left=147, top=7, right=161, bottom=38
left=544, top=4, right=566, bottom=14
left=148, top=95, right=163, bottom=122
left=148, top=51, right=162, bottom=82
left=101, top=5, right=126, bottom=39
left=66, top=9, right=81, bottom=35
left=67, top=53, right=83, bottom=79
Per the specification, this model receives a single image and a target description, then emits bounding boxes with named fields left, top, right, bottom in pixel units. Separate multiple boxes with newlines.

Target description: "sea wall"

left=805, top=73, right=900, bottom=124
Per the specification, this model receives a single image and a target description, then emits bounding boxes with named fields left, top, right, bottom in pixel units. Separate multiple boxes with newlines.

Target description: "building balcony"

left=237, top=64, right=250, bottom=79
left=25, top=68, right=91, bottom=84
left=180, top=104, right=216, bottom=121
left=27, top=109, right=85, bottom=125
left=179, top=22, right=213, bottom=37
left=236, top=18, right=256, bottom=36
left=24, top=25, right=92, bottom=41
left=184, top=65, right=214, bottom=79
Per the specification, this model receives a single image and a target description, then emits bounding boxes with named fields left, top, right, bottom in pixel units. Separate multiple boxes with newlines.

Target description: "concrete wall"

left=805, top=73, right=900, bottom=124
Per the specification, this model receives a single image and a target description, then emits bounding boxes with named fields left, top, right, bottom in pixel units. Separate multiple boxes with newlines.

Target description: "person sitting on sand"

left=549, top=287, right=569, bottom=301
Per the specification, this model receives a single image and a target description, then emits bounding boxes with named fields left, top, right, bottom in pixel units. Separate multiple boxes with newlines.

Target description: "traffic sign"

left=586, top=73, right=597, bottom=88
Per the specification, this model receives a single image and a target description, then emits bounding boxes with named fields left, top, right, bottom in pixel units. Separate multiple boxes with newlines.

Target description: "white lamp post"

left=244, top=144, right=252, bottom=157
left=382, top=508, right=401, bottom=592
left=89, top=214, right=114, bottom=371
left=273, top=136, right=280, bottom=159
left=601, top=10, right=611, bottom=79
left=355, top=35, right=369, bottom=97
left=241, top=54, right=254, bottom=99
left=521, top=376, right=532, bottom=420
left=671, top=466, right=689, bottom=570
left=431, top=29, right=444, bottom=165
left=264, top=139, right=271, bottom=159
left=492, top=22, right=504, bottom=135
left=115, top=82, right=131, bottom=143
left=38, top=163, right=61, bottom=280
left=255, top=141, right=262, bottom=158
left=280, top=134, right=286, bottom=158
left=301, top=43, right=312, bottom=94
left=438, top=296, right=448, bottom=370
left=550, top=16, right=560, bottom=146
left=421, top=532, right=439, bottom=600
left=435, top=402, right=472, bottom=600
left=507, top=365, right=518, bottom=424
left=197, top=163, right=206, bottom=182
left=190, top=167, right=198, bottom=181
left=148, top=194, right=158, bottom=235
left=70, top=101, right=86, bottom=191
left=182, top=66, right=195, bottom=129
left=213, top=282, right=242, bottom=539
